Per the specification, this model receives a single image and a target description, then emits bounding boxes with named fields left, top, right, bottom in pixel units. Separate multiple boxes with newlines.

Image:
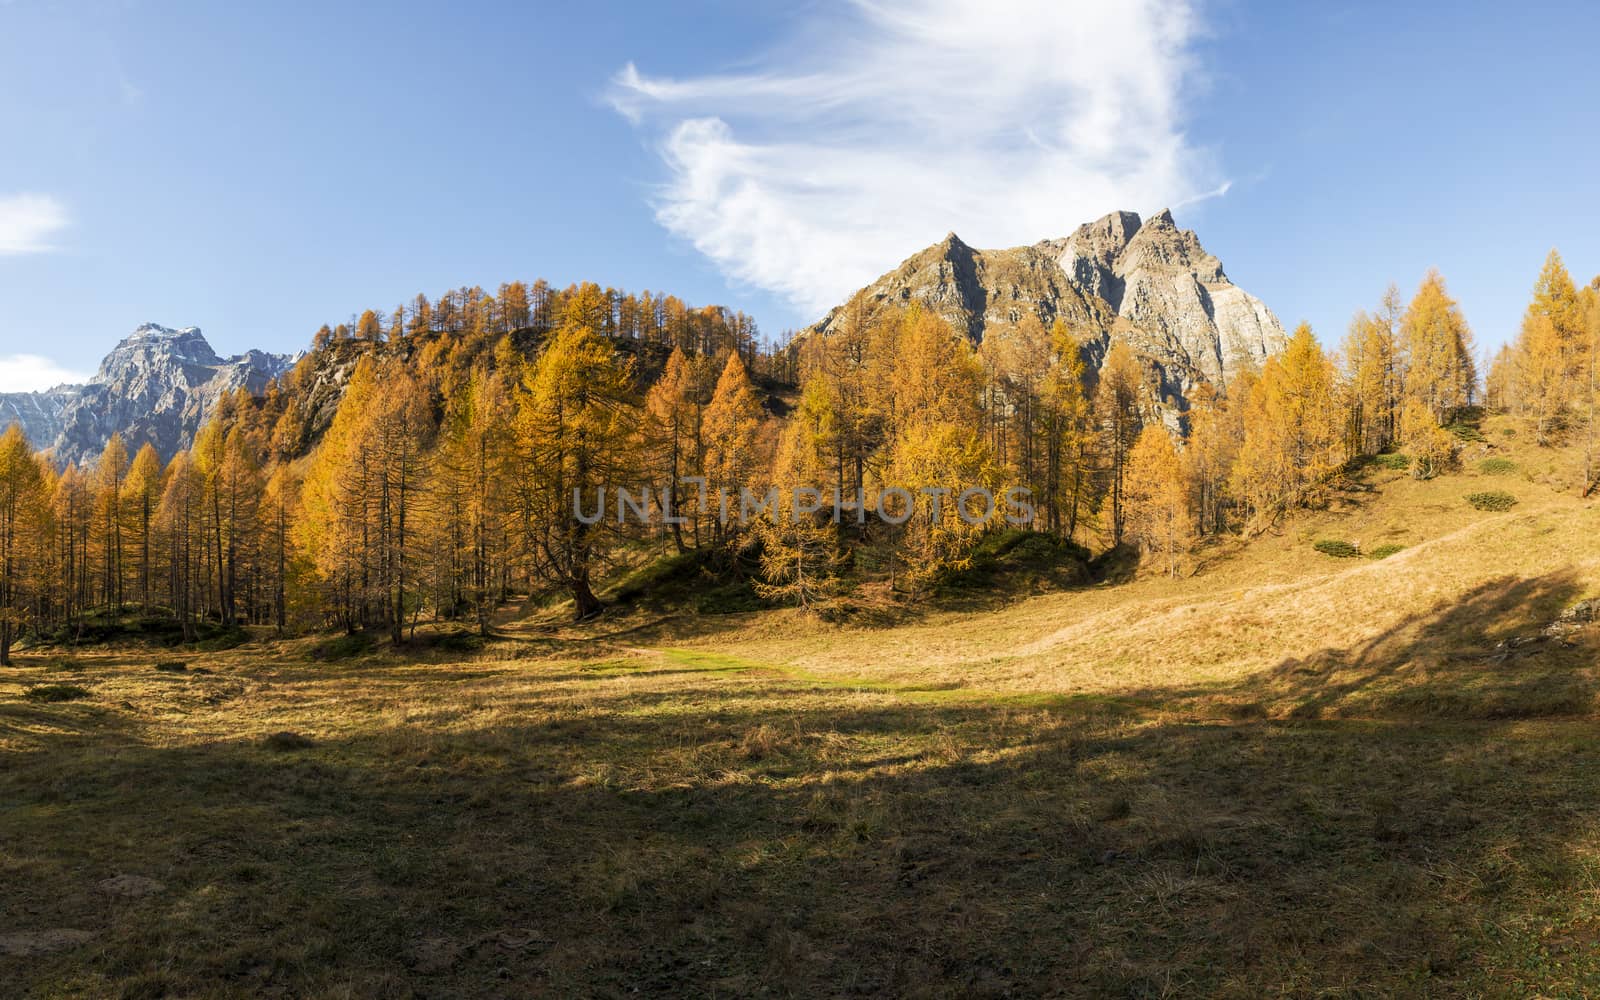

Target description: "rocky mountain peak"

left=0, top=322, right=295, bottom=466
left=102, top=324, right=221, bottom=376
left=806, top=209, right=1289, bottom=410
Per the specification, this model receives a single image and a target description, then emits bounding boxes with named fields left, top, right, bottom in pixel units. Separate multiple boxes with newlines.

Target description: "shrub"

left=1367, top=543, right=1405, bottom=560
left=1467, top=491, right=1518, bottom=512
left=265, top=731, right=315, bottom=751
left=1314, top=539, right=1361, bottom=558
left=153, top=661, right=188, bottom=672
left=24, top=683, right=91, bottom=703
left=1478, top=458, right=1517, bottom=476
left=1446, top=422, right=1486, bottom=443
left=1373, top=453, right=1410, bottom=471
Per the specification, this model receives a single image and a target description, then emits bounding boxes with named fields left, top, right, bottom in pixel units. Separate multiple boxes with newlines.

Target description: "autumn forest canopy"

left=0, top=253, right=1598, bottom=664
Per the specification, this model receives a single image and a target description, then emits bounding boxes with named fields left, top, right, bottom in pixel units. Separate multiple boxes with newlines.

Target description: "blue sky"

left=2, top=0, right=1597, bottom=391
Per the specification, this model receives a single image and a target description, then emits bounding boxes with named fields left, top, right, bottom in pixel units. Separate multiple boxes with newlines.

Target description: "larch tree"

left=755, top=418, right=843, bottom=611
left=432, top=367, right=515, bottom=635
left=1039, top=321, right=1097, bottom=539
left=1097, top=342, right=1145, bottom=547
left=1400, top=270, right=1476, bottom=423
left=1233, top=323, right=1343, bottom=528
left=1400, top=398, right=1456, bottom=480
left=701, top=351, right=766, bottom=552
left=643, top=347, right=700, bottom=553
left=92, top=433, right=129, bottom=612
left=1341, top=290, right=1402, bottom=457
left=156, top=451, right=204, bottom=641
left=123, top=443, right=163, bottom=612
left=1124, top=424, right=1193, bottom=578
left=367, top=369, right=434, bottom=642
left=0, top=424, right=48, bottom=665
left=877, top=307, right=996, bottom=590
left=512, top=295, right=640, bottom=620
left=1184, top=377, right=1250, bottom=536
left=356, top=309, right=383, bottom=342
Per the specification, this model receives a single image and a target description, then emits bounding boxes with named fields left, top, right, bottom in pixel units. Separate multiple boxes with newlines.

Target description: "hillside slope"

left=683, top=413, right=1600, bottom=719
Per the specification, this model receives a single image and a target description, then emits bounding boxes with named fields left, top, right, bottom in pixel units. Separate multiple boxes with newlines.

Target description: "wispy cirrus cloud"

left=0, top=193, right=69, bottom=255
left=611, top=0, right=1224, bottom=319
left=0, top=353, right=87, bottom=393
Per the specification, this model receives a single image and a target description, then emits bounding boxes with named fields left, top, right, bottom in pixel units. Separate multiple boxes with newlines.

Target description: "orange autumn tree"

left=701, top=351, right=766, bottom=553
left=0, top=424, right=49, bottom=665
left=1233, top=323, right=1343, bottom=528
left=511, top=291, right=640, bottom=620
left=1400, top=270, right=1477, bottom=424
left=1125, top=424, right=1194, bottom=577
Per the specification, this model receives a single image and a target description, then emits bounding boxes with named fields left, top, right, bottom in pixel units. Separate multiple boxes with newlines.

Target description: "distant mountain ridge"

left=0, top=323, right=298, bottom=466
left=806, top=209, right=1288, bottom=406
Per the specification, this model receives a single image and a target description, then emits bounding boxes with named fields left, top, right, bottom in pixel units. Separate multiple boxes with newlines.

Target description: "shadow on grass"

left=1251, top=570, right=1595, bottom=720
left=6, top=571, right=1600, bottom=996
left=5, top=679, right=1600, bottom=995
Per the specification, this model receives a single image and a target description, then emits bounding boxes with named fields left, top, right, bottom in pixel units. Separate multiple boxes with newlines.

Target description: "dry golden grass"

left=5, top=414, right=1600, bottom=997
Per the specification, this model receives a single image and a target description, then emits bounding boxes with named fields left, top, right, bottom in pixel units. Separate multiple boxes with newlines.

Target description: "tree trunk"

left=571, top=576, right=603, bottom=621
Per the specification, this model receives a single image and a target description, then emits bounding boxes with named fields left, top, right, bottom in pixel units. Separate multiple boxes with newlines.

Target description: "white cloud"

left=611, top=0, right=1224, bottom=320
left=0, top=354, right=88, bottom=393
left=0, top=193, right=69, bottom=255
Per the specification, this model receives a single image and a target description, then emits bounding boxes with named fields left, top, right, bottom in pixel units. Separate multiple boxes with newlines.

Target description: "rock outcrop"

left=805, top=210, right=1288, bottom=407
left=0, top=324, right=296, bottom=466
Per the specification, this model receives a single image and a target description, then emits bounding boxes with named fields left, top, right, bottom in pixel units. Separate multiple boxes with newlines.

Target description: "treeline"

left=304, top=278, right=791, bottom=383
left=1485, top=251, right=1600, bottom=488
left=0, top=259, right=1589, bottom=659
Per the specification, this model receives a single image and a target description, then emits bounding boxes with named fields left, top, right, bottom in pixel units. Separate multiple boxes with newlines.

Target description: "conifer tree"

left=1097, top=343, right=1144, bottom=546
left=643, top=348, right=700, bottom=553
left=0, top=424, right=47, bottom=665
left=1125, top=424, right=1193, bottom=577
left=156, top=452, right=204, bottom=641
left=1233, top=323, right=1342, bottom=527
left=123, top=443, right=162, bottom=612
left=92, top=433, right=129, bottom=612
left=1400, top=271, right=1476, bottom=423
left=702, top=352, right=766, bottom=551
left=1039, top=321, right=1097, bottom=538
left=511, top=292, right=639, bottom=620
left=755, top=420, right=843, bottom=611
left=1400, top=398, right=1456, bottom=480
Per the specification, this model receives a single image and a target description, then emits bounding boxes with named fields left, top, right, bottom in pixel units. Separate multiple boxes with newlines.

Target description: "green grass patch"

left=1447, top=421, right=1486, bottom=442
left=1314, top=538, right=1361, bottom=558
left=1478, top=458, right=1518, bottom=476
left=1372, top=453, right=1411, bottom=471
left=1467, top=490, right=1518, bottom=512
left=1367, top=543, right=1406, bottom=560
left=310, top=631, right=377, bottom=661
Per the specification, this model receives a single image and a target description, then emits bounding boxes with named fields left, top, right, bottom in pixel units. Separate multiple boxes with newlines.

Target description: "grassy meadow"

left=6, top=414, right=1600, bottom=997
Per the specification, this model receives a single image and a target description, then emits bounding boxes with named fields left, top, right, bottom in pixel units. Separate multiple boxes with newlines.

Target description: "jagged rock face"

left=808, top=231, right=1113, bottom=346
left=1053, top=209, right=1286, bottom=391
left=0, top=323, right=296, bottom=466
left=0, top=385, right=82, bottom=449
left=807, top=210, right=1288, bottom=408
